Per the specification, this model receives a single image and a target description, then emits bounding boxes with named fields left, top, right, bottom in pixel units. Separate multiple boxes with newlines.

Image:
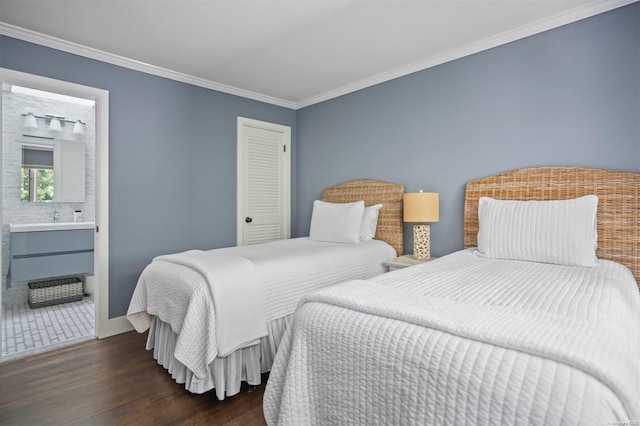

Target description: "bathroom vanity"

left=9, top=222, right=94, bottom=283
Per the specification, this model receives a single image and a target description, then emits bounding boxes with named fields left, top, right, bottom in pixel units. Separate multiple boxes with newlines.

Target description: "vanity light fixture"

left=21, top=113, right=86, bottom=134
left=23, top=112, right=38, bottom=129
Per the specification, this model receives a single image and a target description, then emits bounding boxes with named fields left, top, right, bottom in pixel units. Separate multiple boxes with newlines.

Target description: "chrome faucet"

left=53, top=209, right=59, bottom=222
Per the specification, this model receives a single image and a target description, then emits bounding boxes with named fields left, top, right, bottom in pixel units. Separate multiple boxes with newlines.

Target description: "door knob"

left=245, top=217, right=253, bottom=223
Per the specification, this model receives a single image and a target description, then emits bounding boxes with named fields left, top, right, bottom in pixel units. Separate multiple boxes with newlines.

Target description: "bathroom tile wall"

left=1, top=89, right=95, bottom=305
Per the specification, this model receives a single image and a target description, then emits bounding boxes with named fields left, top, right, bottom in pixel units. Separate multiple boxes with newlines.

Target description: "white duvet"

left=152, top=250, right=266, bottom=358
left=126, top=237, right=395, bottom=379
left=264, top=249, right=640, bottom=425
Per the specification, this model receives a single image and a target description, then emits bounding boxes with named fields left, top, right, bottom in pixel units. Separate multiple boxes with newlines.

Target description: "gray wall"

left=0, top=36, right=297, bottom=317
left=294, top=3, right=640, bottom=257
left=1, top=3, right=638, bottom=317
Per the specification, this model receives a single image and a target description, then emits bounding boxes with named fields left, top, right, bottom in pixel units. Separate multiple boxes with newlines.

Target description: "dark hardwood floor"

left=0, top=331, right=268, bottom=425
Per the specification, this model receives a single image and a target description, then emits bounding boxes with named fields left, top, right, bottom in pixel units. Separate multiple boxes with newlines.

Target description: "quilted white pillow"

left=477, top=195, right=598, bottom=266
left=309, top=200, right=365, bottom=243
left=360, top=204, right=383, bottom=241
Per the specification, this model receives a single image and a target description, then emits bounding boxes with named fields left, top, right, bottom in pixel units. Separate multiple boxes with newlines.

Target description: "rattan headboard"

left=464, top=167, right=640, bottom=288
left=322, top=179, right=405, bottom=256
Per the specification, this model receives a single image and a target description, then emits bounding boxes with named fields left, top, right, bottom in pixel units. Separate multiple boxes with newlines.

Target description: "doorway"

left=0, top=68, right=110, bottom=359
left=237, top=117, right=291, bottom=246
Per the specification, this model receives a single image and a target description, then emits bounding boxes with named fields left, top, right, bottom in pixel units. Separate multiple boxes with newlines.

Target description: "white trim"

left=0, top=72, right=3, bottom=345
left=0, top=68, right=124, bottom=339
left=0, top=0, right=634, bottom=110
left=97, top=315, right=134, bottom=338
left=0, top=22, right=297, bottom=110
left=237, top=117, right=291, bottom=246
left=296, top=0, right=638, bottom=108
left=92, top=78, right=118, bottom=338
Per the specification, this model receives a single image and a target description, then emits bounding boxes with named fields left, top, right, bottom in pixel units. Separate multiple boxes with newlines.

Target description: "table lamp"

left=403, top=190, right=439, bottom=260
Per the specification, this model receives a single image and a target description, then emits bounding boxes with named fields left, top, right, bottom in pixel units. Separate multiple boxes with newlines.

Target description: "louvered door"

left=237, top=117, right=291, bottom=245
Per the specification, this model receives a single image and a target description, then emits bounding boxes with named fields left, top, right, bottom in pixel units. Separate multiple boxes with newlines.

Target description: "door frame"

left=236, top=117, right=291, bottom=246
left=0, top=68, right=121, bottom=339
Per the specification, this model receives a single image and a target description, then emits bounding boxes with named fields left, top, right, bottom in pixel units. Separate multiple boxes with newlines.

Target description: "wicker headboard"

left=322, top=179, right=405, bottom=256
left=464, top=167, right=640, bottom=288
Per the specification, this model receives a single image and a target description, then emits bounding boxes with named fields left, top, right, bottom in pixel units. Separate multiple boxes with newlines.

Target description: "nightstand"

left=384, top=254, right=437, bottom=271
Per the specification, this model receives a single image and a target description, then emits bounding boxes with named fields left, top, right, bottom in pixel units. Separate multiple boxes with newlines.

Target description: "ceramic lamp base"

left=413, top=224, right=431, bottom=260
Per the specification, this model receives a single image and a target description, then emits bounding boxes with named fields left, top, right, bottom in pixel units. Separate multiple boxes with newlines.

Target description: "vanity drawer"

left=11, top=229, right=94, bottom=256
left=11, top=252, right=94, bottom=283
left=10, top=229, right=94, bottom=283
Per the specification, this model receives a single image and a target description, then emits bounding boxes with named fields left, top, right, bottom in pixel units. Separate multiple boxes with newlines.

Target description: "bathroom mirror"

left=21, top=136, right=85, bottom=202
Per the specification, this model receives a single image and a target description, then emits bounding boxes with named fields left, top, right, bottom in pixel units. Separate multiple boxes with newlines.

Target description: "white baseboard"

left=97, top=315, right=134, bottom=339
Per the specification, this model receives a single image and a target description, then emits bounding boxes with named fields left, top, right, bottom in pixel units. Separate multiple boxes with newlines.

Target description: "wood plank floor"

left=0, top=331, right=268, bottom=425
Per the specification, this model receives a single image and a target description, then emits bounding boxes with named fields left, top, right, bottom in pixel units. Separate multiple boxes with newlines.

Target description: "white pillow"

left=309, top=200, right=365, bottom=243
left=477, top=195, right=598, bottom=266
left=360, top=204, right=383, bottom=241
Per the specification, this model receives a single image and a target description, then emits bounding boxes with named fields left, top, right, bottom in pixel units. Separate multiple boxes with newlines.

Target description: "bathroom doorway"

left=0, top=68, right=110, bottom=360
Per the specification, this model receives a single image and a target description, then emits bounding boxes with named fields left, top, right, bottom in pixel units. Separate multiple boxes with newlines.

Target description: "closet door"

left=237, top=117, right=291, bottom=245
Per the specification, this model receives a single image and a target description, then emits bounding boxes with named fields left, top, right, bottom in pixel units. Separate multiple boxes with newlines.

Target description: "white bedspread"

left=154, top=250, right=265, bottom=357
left=127, top=250, right=265, bottom=376
left=127, top=237, right=395, bottom=381
left=265, top=249, right=640, bottom=425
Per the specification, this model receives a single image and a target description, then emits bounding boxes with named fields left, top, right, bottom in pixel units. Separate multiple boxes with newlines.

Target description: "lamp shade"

left=72, top=120, right=85, bottom=134
left=23, top=113, right=37, bottom=129
left=49, top=117, right=62, bottom=132
left=403, top=191, right=439, bottom=223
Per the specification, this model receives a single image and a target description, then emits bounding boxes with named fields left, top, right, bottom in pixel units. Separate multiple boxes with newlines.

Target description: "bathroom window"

left=22, top=167, right=54, bottom=202
left=21, top=145, right=55, bottom=202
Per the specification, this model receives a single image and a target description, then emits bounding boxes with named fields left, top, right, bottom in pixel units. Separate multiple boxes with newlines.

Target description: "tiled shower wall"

left=2, top=89, right=95, bottom=305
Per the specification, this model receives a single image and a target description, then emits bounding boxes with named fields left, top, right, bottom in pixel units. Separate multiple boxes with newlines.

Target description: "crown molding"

left=1, top=0, right=635, bottom=111
left=0, top=22, right=297, bottom=110
left=296, top=0, right=637, bottom=109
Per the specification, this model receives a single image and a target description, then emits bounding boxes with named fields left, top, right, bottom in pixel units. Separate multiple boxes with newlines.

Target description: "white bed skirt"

left=145, top=315, right=290, bottom=400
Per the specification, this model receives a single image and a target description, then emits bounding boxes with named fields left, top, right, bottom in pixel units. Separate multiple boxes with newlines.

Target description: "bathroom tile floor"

left=1, top=297, right=95, bottom=361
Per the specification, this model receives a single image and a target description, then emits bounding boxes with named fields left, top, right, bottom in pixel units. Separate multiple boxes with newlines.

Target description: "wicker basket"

left=28, top=276, right=84, bottom=309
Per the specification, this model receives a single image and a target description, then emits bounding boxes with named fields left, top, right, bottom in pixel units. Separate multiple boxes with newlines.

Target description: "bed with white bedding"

left=264, top=167, right=640, bottom=425
left=126, top=179, right=404, bottom=399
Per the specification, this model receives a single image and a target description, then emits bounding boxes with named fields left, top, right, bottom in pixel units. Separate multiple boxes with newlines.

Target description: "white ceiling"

left=0, top=0, right=633, bottom=109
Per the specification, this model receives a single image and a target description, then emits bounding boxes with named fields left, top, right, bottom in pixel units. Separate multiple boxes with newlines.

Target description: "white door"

left=237, top=117, right=291, bottom=245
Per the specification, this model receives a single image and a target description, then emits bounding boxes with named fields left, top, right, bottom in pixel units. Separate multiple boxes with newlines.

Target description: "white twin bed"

left=264, top=167, right=640, bottom=425
left=126, top=179, right=405, bottom=399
